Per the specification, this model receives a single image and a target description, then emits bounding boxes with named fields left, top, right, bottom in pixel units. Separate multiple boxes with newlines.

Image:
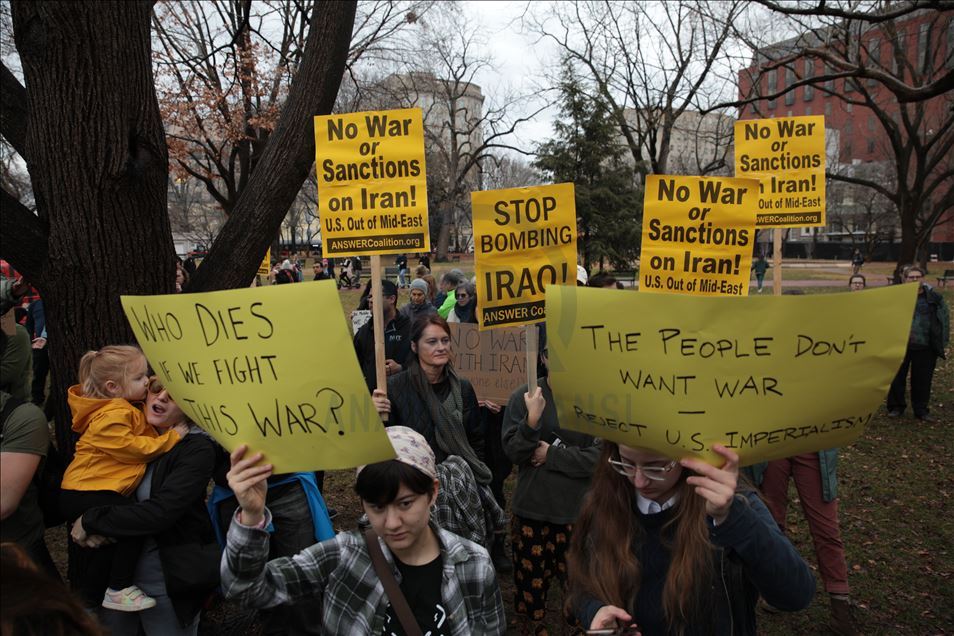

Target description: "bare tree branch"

left=0, top=62, right=29, bottom=160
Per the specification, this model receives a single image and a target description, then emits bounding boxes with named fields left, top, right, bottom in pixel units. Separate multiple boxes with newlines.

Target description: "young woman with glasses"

left=566, top=442, right=815, bottom=635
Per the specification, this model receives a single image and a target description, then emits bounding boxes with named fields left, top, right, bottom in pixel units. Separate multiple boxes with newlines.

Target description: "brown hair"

left=0, top=543, right=102, bottom=635
left=78, top=345, right=144, bottom=399
left=422, top=274, right=438, bottom=303
left=566, top=442, right=713, bottom=634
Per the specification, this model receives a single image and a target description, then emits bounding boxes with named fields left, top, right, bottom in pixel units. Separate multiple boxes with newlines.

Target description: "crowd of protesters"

left=0, top=254, right=949, bottom=636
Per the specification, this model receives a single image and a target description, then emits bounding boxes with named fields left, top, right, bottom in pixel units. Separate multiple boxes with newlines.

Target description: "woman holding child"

left=70, top=373, right=219, bottom=635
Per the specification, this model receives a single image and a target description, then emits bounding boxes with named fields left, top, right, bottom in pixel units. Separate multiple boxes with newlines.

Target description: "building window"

left=845, top=119, right=853, bottom=136
left=867, top=36, right=880, bottom=85
left=825, top=102, right=832, bottom=118
left=867, top=115, right=875, bottom=131
left=785, top=67, right=796, bottom=105
left=767, top=69, right=777, bottom=109
left=948, top=18, right=954, bottom=69
left=824, top=62, right=835, bottom=92
left=804, top=59, right=815, bottom=100
left=893, top=31, right=905, bottom=74
left=846, top=102, right=853, bottom=113
left=806, top=105, right=812, bottom=115
left=919, top=23, right=931, bottom=68
left=867, top=139, right=876, bottom=153
left=845, top=76, right=856, bottom=92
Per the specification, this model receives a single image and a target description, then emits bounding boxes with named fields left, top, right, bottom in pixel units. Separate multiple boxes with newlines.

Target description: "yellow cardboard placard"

left=545, top=284, right=917, bottom=466
left=472, top=183, right=577, bottom=329
left=640, top=175, right=759, bottom=297
left=735, top=115, right=826, bottom=228
left=314, top=108, right=429, bottom=256
left=257, top=248, right=271, bottom=277
left=120, top=282, right=395, bottom=472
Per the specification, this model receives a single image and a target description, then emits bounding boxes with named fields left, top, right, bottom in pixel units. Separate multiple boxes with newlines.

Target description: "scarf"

left=408, top=358, right=492, bottom=485
left=453, top=300, right=477, bottom=324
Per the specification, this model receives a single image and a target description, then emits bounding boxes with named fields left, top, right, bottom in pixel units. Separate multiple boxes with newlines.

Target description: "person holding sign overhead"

left=502, top=340, right=600, bottom=634
left=566, top=443, right=814, bottom=634
left=222, top=426, right=505, bottom=635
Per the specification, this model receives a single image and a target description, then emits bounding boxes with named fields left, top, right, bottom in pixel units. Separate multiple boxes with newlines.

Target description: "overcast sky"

left=461, top=1, right=560, bottom=154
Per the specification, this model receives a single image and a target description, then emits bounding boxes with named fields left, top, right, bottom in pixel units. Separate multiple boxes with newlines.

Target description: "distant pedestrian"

left=753, top=254, right=769, bottom=293
left=851, top=250, right=864, bottom=275
left=886, top=265, right=949, bottom=422
left=396, top=253, right=408, bottom=288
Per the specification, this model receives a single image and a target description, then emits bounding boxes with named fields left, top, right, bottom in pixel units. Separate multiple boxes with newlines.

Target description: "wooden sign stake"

left=773, top=230, right=783, bottom=296
left=370, top=255, right=388, bottom=421
left=525, top=324, right=538, bottom=391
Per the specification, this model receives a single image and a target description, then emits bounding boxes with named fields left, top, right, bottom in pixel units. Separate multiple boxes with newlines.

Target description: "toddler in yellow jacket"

left=59, top=345, right=181, bottom=612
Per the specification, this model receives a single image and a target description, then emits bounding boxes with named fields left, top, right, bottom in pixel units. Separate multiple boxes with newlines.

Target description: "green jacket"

left=437, top=290, right=456, bottom=319
left=746, top=448, right=839, bottom=502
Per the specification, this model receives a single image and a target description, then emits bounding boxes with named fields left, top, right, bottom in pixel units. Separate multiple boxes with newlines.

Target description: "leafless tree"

left=527, top=0, right=746, bottom=178
left=152, top=0, right=433, bottom=216
left=725, top=1, right=953, bottom=275
left=367, top=5, right=547, bottom=259
left=1, top=0, right=355, bottom=453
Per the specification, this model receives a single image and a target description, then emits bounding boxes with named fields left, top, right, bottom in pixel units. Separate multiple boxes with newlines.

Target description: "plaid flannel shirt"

left=434, top=456, right=508, bottom=548
left=222, top=509, right=505, bottom=635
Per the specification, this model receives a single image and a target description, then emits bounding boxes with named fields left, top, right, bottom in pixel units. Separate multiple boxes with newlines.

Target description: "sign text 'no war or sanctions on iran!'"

left=472, top=183, right=577, bottom=329
left=314, top=108, right=429, bottom=256
left=640, top=175, right=758, bottom=297
left=735, top=115, right=826, bottom=228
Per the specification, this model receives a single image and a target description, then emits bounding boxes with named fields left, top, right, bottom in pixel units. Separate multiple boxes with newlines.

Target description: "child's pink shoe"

left=102, top=585, right=157, bottom=612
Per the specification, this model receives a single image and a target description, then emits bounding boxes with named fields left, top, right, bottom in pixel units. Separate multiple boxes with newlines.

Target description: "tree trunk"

left=10, top=0, right=172, bottom=454
left=895, top=196, right=918, bottom=282
left=435, top=199, right=455, bottom=261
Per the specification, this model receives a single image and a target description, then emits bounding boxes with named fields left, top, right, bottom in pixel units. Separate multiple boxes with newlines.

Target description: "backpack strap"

left=363, top=528, right=423, bottom=636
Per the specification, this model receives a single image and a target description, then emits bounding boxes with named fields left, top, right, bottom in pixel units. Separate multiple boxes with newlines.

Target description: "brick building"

left=738, top=9, right=954, bottom=260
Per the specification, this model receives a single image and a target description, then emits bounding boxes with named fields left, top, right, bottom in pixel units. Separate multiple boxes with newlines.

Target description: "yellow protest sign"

left=257, top=249, right=271, bottom=277
left=314, top=108, right=428, bottom=256
left=120, top=282, right=395, bottom=472
left=472, top=183, right=577, bottom=329
left=735, top=115, right=826, bottom=228
left=640, top=175, right=759, bottom=297
left=545, top=284, right=917, bottom=466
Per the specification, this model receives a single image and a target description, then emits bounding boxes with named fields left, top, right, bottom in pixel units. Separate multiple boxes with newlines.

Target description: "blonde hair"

left=78, top=345, right=144, bottom=399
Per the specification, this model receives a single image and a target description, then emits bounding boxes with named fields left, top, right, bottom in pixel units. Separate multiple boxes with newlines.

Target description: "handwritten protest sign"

left=735, top=115, right=826, bottom=227
left=472, top=183, right=576, bottom=329
left=449, top=322, right=526, bottom=403
left=315, top=108, right=428, bottom=256
left=640, top=175, right=759, bottom=297
left=120, top=282, right=395, bottom=472
left=545, top=284, right=917, bottom=466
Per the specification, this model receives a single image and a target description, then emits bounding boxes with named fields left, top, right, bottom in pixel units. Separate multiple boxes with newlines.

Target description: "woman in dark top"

left=567, top=442, right=815, bottom=635
left=71, top=377, right=218, bottom=635
left=372, top=315, right=505, bottom=549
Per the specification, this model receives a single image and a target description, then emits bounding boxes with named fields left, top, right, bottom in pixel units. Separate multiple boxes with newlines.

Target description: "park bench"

left=938, top=269, right=954, bottom=288
left=384, top=266, right=400, bottom=281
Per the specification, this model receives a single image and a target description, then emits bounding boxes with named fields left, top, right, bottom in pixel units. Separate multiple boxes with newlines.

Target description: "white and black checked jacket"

left=222, top=510, right=506, bottom=635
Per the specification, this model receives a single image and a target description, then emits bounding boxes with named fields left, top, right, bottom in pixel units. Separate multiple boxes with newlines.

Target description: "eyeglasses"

left=607, top=456, right=678, bottom=481
left=148, top=378, right=165, bottom=394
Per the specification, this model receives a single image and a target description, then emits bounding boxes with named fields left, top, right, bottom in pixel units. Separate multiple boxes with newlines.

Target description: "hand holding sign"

left=121, top=281, right=396, bottom=473
left=546, top=284, right=917, bottom=466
